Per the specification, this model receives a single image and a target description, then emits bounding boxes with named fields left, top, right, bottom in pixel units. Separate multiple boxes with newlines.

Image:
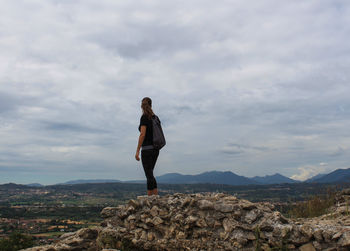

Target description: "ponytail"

left=141, top=97, right=154, bottom=119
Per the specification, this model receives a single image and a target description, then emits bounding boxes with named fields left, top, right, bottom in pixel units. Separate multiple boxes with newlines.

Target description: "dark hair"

left=141, top=97, right=154, bottom=119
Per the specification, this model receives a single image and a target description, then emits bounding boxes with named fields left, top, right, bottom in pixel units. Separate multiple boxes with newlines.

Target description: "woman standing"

left=135, top=97, right=159, bottom=196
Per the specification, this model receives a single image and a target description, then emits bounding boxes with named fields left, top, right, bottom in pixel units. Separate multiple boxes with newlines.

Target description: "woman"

left=135, top=97, right=159, bottom=196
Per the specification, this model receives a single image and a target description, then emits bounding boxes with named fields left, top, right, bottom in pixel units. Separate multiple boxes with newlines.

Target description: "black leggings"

left=141, top=149, right=159, bottom=190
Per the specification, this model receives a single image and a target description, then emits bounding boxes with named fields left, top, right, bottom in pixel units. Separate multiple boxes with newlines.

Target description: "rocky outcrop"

left=23, top=227, right=101, bottom=251
left=22, top=192, right=350, bottom=251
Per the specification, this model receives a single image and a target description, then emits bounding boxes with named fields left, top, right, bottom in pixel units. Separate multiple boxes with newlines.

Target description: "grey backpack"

left=152, top=115, right=166, bottom=150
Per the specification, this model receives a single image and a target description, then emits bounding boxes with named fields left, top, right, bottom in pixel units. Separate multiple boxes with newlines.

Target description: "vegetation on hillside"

left=287, top=188, right=337, bottom=218
left=0, top=232, right=34, bottom=251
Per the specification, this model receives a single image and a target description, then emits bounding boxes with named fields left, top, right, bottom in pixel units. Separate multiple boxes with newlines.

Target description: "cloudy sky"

left=0, top=0, right=350, bottom=185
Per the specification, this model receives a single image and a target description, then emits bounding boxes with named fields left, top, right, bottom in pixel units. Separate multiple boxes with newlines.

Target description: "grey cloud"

left=229, top=143, right=271, bottom=152
left=1, top=0, right=350, bottom=183
left=221, top=149, right=243, bottom=155
left=42, top=121, right=110, bottom=134
left=0, top=91, right=43, bottom=123
left=220, top=143, right=271, bottom=155
left=224, top=91, right=350, bottom=137
left=0, top=92, right=21, bottom=114
left=0, top=156, right=61, bottom=171
left=86, top=23, right=200, bottom=59
left=170, top=104, right=204, bottom=117
left=0, top=165, right=33, bottom=172
left=329, top=147, right=346, bottom=157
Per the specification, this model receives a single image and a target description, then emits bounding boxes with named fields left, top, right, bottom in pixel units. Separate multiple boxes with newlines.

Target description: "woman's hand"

left=135, top=151, right=140, bottom=161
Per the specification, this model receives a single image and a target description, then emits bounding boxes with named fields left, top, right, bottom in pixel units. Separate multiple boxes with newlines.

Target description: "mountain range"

left=18, top=167, right=350, bottom=187
left=57, top=179, right=120, bottom=185
left=155, top=168, right=350, bottom=185
left=156, top=171, right=259, bottom=185
left=251, top=173, right=298, bottom=184
left=306, top=168, right=350, bottom=183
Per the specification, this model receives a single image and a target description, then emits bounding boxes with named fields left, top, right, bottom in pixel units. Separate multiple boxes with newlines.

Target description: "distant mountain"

left=0, top=183, right=30, bottom=189
left=310, top=168, right=350, bottom=183
left=156, top=171, right=259, bottom=185
left=305, top=173, right=327, bottom=183
left=58, top=179, right=120, bottom=185
left=124, top=179, right=146, bottom=183
left=7, top=168, right=350, bottom=187
left=26, top=183, right=44, bottom=187
left=251, top=173, right=298, bottom=184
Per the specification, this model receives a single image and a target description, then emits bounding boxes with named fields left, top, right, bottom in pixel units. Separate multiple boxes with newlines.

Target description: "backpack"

left=152, top=115, right=166, bottom=150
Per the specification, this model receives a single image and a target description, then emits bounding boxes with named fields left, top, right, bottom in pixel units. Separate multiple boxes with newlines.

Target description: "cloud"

left=0, top=0, right=350, bottom=184
left=42, top=121, right=110, bottom=134
left=290, top=163, right=328, bottom=181
left=329, top=146, right=346, bottom=157
left=220, top=143, right=271, bottom=155
left=0, top=92, right=19, bottom=113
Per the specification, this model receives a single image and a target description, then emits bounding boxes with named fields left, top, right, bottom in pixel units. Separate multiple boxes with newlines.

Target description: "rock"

left=59, top=232, right=76, bottom=239
left=185, top=215, right=198, bottom=224
left=77, top=227, right=99, bottom=239
left=150, top=205, right=159, bottom=217
left=127, top=215, right=136, bottom=221
left=299, top=242, right=316, bottom=251
left=147, top=232, right=155, bottom=241
left=240, top=200, right=256, bottom=210
left=176, top=231, right=186, bottom=240
left=258, top=218, right=274, bottom=232
left=313, top=229, right=323, bottom=242
left=152, top=216, right=164, bottom=225
left=174, top=213, right=184, bottom=222
left=223, top=195, right=237, bottom=201
left=312, top=241, right=322, bottom=250
left=231, top=229, right=247, bottom=244
left=198, top=199, right=214, bottom=210
left=246, top=231, right=256, bottom=241
left=244, top=209, right=259, bottom=224
left=128, top=199, right=139, bottom=208
left=100, top=207, right=119, bottom=218
left=287, top=244, right=296, bottom=250
left=214, top=203, right=234, bottom=213
left=273, top=211, right=289, bottom=224
left=332, top=231, right=342, bottom=240
left=338, top=231, right=350, bottom=247
left=300, top=225, right=314, bottom=239
left=323, top=230, right=333, bottom=242
left=181, top=197, right=192, bottom=207
left=195, top=218, right=207, bottom=228
left=25, top=191, right=350, bottom=251
left=222, top=218, right=235, bottom=232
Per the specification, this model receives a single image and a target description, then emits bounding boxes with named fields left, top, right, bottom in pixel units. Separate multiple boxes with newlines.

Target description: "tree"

left=0, top=232, right=34, bottom=251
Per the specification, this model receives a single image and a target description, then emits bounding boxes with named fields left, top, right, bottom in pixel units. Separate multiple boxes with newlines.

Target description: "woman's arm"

left=135, top=125, right=146, bottom=161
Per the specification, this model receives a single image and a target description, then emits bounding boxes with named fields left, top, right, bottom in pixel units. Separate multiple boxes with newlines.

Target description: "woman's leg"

left=141, top=149, right=159, bottom=195
left=150, top=149, right=159, bottom=195
left=152, top=188, right=158, bottom=195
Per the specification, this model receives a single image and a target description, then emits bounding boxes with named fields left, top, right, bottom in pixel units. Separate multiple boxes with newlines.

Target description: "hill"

left=58, top=179, right=120, bottom=185
left=305, top=173, right=327, bottom=182
left=0, top=183, right=31, bottom=189
left=311, top=168, right=350, bottom=183
left=156, top=171, right=259, bottom=185
left=26, top=183, right=44, bottom=187
left=251, top=173, right=298, bottom=184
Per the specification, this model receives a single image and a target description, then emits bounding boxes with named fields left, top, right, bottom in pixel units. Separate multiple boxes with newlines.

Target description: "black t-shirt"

left=138, top=114, right=154, bottom=146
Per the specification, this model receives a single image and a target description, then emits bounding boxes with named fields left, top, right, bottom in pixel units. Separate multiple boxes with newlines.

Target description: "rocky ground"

left=23, top=190, right=350, bottom=251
